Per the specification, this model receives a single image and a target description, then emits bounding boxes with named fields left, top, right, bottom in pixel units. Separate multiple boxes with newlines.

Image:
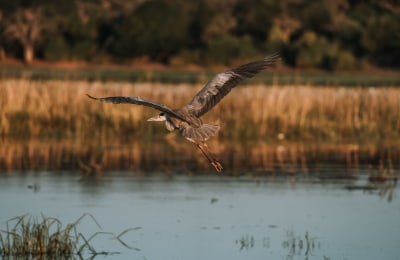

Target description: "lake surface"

left=0, top=170, right=399, bottom=260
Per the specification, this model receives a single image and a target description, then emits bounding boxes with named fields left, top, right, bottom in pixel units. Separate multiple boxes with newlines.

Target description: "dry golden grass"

left=1, top=79, right=400, bottom=142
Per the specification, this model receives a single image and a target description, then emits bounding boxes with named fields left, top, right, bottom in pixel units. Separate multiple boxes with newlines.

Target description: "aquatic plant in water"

left=0, top=213, right=140, bottom=258
left=282, top=230, right=320, bottom=258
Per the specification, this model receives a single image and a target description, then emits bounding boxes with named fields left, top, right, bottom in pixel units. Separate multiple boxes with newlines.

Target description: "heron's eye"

left=160, top=113, right=164, bottom=116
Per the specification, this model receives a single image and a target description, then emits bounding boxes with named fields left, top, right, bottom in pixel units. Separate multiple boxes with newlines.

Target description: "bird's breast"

left=175, top=108, right=203, bottom=128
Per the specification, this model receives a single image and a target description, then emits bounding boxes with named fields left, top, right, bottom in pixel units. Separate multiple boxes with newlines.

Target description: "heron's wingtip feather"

left=265, top=52, right=281, bottom=63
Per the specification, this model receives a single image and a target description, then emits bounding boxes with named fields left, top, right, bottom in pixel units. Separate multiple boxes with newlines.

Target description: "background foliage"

left=0, top=0, right=399, bottom=69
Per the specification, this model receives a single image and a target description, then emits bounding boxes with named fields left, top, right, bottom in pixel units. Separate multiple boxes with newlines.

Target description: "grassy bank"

left=1, top=65, right=400, bottom=86
left=1, top=79, right=400, bottom=142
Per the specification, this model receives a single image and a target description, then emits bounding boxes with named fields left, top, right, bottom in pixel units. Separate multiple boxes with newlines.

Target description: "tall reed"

left=1, top=79, right=399, bottom=142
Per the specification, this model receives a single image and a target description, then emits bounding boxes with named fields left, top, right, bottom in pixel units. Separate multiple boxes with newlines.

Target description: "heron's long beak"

left=147, top=115, right=164, bottom=122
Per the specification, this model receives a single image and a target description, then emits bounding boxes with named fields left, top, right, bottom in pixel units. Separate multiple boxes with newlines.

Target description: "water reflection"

left=282, top=231, right=320, bottom=260
left=1, top=137, right=399, bottom=259
left=0, top=173, right=399, bottom=259
left=345, top=177, right=398, bottom=203
left=236, top=234, right=256, bottom=251
left=1, top=138, right=400, bottom=174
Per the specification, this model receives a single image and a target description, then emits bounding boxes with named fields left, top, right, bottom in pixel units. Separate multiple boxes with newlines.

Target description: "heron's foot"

left=196, top=142, right=223, bottom=173
left=211, top=160, right=223, bottom=173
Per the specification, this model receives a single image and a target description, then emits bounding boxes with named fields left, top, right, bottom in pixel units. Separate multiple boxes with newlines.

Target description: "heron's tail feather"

left=181, top=124, right=220, bottom=142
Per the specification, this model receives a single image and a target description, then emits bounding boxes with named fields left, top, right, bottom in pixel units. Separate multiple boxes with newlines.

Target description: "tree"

left=3, top=8, right=46, bottom=64
left=110, top=0, right=192, bottom=62
left=233, top=0, right=279, bottom=44
left=361, top=13, right=400, bottom=67
left=0, top=9, right=5, bottom=60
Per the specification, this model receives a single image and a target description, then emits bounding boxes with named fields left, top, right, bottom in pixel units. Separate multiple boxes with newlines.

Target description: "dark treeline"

left=0, top=0, right=399, bottom=70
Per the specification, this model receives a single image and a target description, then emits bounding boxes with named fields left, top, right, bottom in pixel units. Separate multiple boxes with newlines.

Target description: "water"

left=0, top=171, right=399, bottom=260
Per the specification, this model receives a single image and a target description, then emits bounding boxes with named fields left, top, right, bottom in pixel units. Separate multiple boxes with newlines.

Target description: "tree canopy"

left=1, top=0, right=399, bottom=70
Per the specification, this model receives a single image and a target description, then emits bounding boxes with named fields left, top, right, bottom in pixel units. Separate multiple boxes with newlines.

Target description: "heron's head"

left=147, top=112, right=167, bottom=122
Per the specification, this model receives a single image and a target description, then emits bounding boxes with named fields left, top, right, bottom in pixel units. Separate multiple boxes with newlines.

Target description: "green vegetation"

left=1, top=65, right=400, bottom=86
left=1, top=0, right=400, bottom=69
left=0, top=213, right=138, bottom=258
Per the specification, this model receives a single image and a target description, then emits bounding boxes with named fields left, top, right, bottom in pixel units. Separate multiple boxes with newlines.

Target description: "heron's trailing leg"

left=196, top=142, right=223, bottom=173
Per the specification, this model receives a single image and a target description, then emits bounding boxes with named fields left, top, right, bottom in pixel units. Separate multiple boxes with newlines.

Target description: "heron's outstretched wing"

left=183, top=53, right=280, bottom=117
left=86, top=94, right=187, bottom=121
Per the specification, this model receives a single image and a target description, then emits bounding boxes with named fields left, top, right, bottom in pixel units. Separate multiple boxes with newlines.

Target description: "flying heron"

left=87, top=53, right=279, bottom=172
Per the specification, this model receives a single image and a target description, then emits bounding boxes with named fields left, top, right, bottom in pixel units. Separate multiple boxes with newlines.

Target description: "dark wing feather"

left=86, top=94, right=187, bottom=121
left=183, top=53, right=280, bottom=117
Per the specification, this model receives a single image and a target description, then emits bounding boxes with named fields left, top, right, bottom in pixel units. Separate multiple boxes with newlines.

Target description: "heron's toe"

left=212, top=161, right=223, bottom=173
